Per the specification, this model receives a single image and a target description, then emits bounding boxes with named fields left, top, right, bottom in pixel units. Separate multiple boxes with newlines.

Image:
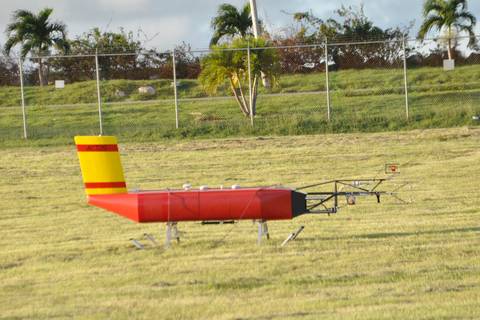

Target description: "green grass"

left=0, top=65, right=479, bottom=146
left=0, top=127, right=479, bottom=319
left=2, top=65, right=479, bottom=107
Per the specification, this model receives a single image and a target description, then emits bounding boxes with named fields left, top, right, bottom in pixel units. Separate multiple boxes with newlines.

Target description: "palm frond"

left=48, top=22, right=67, bottom=33
left=4, top=37, right=19, bottom=54
left=418, top=14, right=444, bottom=39
left=4, top=7, right=68, bottom=59
left=419, top=0, right=477, bottom=42
left=455, top=11, right=476, bottom=26
left=452, top=0, right=468, bottom=11
left=422, top=0, right=444, bottom=17
left=20, top=40, right=33, bottom=58
left=12, top=9, right=35, bottom=20
left=454, top=22, right=478, bottom=48
left=210, top=2, right=252, bottom=46
left=38, top=8, right=54, bottom=24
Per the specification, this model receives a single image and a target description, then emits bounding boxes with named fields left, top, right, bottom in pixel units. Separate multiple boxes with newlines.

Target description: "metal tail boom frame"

left=299, top=179, right=398, bottom=215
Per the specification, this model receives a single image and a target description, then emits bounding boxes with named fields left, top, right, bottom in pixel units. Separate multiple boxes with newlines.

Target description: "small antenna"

left=102, top=13, right=114, bottom=33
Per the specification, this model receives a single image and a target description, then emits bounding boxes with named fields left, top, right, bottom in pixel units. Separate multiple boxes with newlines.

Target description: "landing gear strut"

left=165, top=222, right=180, bottom=247
left=257, top=220, right=269, bottom=245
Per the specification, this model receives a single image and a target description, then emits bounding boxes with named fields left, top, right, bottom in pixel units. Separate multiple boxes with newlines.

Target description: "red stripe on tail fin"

left=85, top=182, right=127, bottom=189
left=77, top=144, right=119, bottom=152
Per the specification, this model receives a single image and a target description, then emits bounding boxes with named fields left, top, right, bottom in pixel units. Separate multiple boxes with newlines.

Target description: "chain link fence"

left=406, top=36, right=480, bottom=127
left=175, top=48, right=257, bottom=136
left=0, top=54, right=24, bottom=141
left=253, top=44, right=329, bottom=134
left=1, top=36, right=479, bottom=141
left=20, top=55, right=100, bottom=139
left=97, top=51, right=177, bottom=138
left=327, top=39, right=407, bottom=131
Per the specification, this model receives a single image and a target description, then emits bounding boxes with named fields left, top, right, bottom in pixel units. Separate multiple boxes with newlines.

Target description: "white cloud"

left=109, top=15, right=192, bottom=50
left=98, top=0, right=151, bottom=10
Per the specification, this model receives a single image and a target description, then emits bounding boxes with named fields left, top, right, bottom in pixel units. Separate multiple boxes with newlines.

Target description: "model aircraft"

left=75, top=136, right=405, bottom=245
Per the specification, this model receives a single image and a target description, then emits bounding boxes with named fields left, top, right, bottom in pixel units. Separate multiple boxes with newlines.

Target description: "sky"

left=0, top=0, right=479, bottom=51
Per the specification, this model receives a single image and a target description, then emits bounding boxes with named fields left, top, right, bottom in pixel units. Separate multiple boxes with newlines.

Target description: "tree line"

left=1, top=0, right=478, bottom=89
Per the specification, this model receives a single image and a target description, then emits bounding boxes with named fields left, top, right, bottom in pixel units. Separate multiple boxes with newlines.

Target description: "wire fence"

left=1, top=35, right=479, bottom=141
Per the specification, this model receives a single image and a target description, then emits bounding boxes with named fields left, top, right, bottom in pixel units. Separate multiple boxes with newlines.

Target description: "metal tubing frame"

left=302, top=179, right=391, bottom=214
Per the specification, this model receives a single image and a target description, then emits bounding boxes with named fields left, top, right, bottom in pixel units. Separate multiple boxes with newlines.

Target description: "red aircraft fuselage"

left=88, top=188, right=307, bottom=223
left=75, top=136, right=309, bottom=224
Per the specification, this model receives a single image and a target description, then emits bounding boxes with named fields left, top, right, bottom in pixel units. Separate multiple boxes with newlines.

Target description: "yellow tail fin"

left=74, top=136, right=127, bottom=195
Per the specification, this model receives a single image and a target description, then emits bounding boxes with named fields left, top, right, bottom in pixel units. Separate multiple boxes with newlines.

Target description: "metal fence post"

left=325, top=39, right=331, bottom=121
left=247, top=44, right=254, bottom=127
left=18, top=58, right=27, bottom=139
left=172, top=48, right=179, bottom=129
left=95, top=49, right=104, bottom=135
left=402, top=36, right=410, bottom=120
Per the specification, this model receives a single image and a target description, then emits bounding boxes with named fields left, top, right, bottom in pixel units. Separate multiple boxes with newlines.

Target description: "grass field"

left=0, top=65, right=479, bottom=144
left=1, top=65, right=480, bottom=107
left=0, top=127, right=479, bottom=319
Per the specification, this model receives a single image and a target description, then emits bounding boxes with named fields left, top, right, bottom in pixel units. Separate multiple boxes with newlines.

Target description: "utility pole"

left=249, top=0, right=270, bottom=88
left=249, top=0, right=260, bottom=37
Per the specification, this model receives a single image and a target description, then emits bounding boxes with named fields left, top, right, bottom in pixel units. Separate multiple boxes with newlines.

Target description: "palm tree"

left=418, top=0, right=477, bottom=60
left=200, top=37, right=279, bottom=117
left=4, top=8, right=69, bottom=86
left=210, top=3, right=253, bottom=46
